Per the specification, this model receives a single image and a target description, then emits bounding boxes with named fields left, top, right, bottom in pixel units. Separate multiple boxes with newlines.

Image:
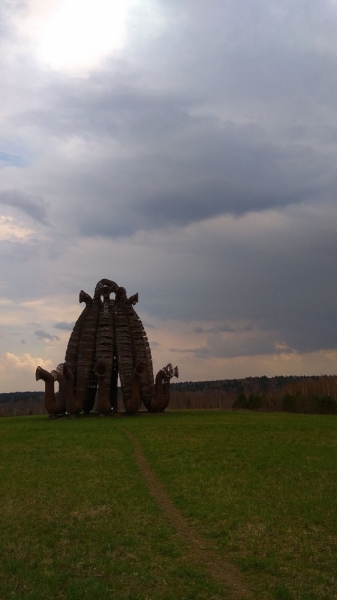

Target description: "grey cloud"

left=0, top=189, right=48, bottom=224
left=25, top=84, right=191, bottom=142
left=148, top=0, right=337, bottom=118
left=54, top=321, right=75, bottom=331
left=34, top=330, right=60, bottom=341
left=43, top=120, right=333, bottom=240
left=116, top=194, right=337, bottom=358
left=193, top=324, right=253, bottom=334
left=170, top=332, right=276, bottom=359
left=9, top=1, right=337, bottom=239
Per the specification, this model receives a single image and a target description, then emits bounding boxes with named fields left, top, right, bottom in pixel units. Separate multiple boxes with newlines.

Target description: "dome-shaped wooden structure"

left=36, top=278, right=178, bottom=416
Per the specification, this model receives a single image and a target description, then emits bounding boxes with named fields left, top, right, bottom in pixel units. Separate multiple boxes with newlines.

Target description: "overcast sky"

left=1, top=0, right=337, bottom=392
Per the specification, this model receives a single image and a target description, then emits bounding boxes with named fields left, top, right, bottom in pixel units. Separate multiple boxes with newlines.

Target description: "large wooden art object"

left=36, top=279, right=178, bottom=416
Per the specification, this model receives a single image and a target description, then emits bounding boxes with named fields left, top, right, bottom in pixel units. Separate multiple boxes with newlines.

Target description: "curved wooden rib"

left=54, top=363, right=78, bottom=415
left=93, top=360, right=111, bottom=415
left=63, top=363, right=76, bottom=414
left=65, top=290, right=93, bottom=385
left=74, top=298, right=101, bottom=412
left=151, top=363, right=179, bottom=412
left=94, top=279, right=118, bottom=299
left=54, top=363, right=66, bottom=413
left=93, top=288, right=115, bottom=415
left=114, top=299, right=134, bottom=412
left=75, top=281, right=119, bottom=412
left=124, top=361, right=146, bottom=414
left=36, top=366, right=65, bottom=415
left=123, top=300, right=154, bottom=411
left=161, top=365, right=179, bottom=412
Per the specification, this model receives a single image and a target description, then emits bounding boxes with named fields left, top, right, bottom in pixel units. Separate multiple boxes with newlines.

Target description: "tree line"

left=170, top=375, right=337, bottom=414
left=1, top=374, right=337, bottom=416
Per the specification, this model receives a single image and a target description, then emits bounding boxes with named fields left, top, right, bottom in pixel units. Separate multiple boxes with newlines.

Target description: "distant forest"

left=1, top=374, right=337, bottom=416
left=171, top=374, right=333, bottom=394
left=169, top=374, right=337, bottom=414
left=0, top=391, right=45, bottom=417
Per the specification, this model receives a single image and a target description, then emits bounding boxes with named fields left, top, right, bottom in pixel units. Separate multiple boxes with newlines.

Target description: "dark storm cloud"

left=0, top=189, right=48, bottom=223
left=23, top=83, right=190, bottom=141
left=31, top=112, right=333, bottom=238
left=140, top=204, right=337, bottom=355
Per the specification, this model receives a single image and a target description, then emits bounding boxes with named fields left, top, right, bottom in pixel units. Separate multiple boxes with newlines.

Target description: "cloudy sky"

left=1, top=0, right=337, bottom=392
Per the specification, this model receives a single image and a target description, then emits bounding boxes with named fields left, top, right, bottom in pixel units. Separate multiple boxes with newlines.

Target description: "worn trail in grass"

left=123, top=411, right=337, bottom=600
left=0, top=415, right=223, bottom=600
left=123, top=428, right=251, bottom=600
left=1, top=411, right=337, bottom=599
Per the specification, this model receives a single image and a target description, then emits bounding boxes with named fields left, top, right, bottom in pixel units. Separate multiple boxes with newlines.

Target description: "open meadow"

left=0, top=411, right=336, bottom=599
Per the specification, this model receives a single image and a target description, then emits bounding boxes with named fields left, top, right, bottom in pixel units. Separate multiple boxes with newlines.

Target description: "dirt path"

left=123, top=429, right=253, bottom=600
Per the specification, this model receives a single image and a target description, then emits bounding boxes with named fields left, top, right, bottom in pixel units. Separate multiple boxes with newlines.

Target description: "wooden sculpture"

left=36, top=278, right=179, bottom=416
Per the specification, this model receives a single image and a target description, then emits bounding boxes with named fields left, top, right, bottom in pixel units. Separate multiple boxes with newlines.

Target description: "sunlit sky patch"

left=12, top=0, right=163, bottom=74
left=0, top=216, right=35, bottom=241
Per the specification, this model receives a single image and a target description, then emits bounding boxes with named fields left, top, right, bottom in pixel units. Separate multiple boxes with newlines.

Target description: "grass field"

left=0, top=411, right=336, bottom=599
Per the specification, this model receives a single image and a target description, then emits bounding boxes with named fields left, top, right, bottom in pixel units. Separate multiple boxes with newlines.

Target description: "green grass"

left=1, top=411, right=337, bottom=599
